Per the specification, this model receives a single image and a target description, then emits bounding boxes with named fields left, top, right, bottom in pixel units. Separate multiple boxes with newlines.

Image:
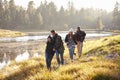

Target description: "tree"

left=2, top=0, right=11, bottom=29
left=9, top=0, right=17, bottom=28
left=113, top=1, right=120, bottom=29
left=98, top=17, right=103, bottom=30
left=27, top=1, right=35, bottom=27
left=47, top=2, right=57, bottom=29
left=0, top=0, right=4, bottom=27
left=34, top=12, right=43, bottom=28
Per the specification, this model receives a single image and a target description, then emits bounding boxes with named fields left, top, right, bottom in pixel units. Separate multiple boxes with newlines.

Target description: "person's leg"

left=79, top=42, right=83, bottom=57
left=49, top=52, right=55, bottom=69
left=60, top=52, right=64, bottom=65
left=77, top=41, right=81, bottom=58
left=69, top=48, right=73, bottom=60
left=55, top=50, right=60, bottom=65
left=45, top=53, right=50, bottom=69
left=71, top=46, right=75, bottom=60
left=70, top=46, right=74, bottom=61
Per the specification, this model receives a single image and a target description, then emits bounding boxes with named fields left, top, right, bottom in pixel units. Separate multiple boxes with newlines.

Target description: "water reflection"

left=0, top=50, right=41, bottom=69
left=15, top=50, right=30, bottom=62
left=33, top=53, right=41, bottom=58
left=0, top=53, right=11, bottom=69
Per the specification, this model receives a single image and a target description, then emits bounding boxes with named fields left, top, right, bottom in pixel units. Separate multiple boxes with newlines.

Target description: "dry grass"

left=0, top=35, right=120, bottom=80
left=0, top=29, right=26, bottom=37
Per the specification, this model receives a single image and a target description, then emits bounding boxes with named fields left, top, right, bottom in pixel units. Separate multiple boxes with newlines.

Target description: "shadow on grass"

left=3, top=62, right=44, bottom=80
left=92, top=74, right=119, bottom=80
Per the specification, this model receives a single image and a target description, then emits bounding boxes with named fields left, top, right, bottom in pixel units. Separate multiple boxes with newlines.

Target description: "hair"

left=51, top=30, right=55, bottom=33
left=77, top=27, right=80, bottom=30
left=77, top=26, right=81, bottom=31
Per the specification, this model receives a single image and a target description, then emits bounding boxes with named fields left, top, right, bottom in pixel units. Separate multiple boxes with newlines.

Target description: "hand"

left=53, top=48, right=55, bottom=51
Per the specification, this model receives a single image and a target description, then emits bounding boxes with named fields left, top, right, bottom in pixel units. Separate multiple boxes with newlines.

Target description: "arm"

left=65, top=34, right=68, bottom=43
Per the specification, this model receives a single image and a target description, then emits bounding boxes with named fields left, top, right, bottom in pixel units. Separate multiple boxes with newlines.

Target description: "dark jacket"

left=52, top=34, right=64, bottom=53
left=75, top=30, right=86, bottom=42
left=65, top=34, right=77, bottom=45
left=45, top=36, right=55, bottom=54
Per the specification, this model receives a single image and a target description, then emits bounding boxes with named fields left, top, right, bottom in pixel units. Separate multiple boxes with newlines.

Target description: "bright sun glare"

left=13, top=0, right=120, bottom=12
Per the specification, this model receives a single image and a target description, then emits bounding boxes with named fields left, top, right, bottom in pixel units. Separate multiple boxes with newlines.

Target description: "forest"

left=0, top=0, right=120, bottom=31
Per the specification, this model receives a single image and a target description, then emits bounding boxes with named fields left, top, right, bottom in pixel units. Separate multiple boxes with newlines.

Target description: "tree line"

left=0, top=0, right=119, bottom=31
left=113, top=1, right=120, bottom=30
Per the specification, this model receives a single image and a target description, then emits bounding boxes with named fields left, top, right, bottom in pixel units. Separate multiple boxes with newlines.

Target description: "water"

left=15, top=50, right=30, bottom=62
left=0, top=32, right=112, bottom=42
left=0, top=50, right=41, bottom=69
left=0, top=53, right=11, bottom=69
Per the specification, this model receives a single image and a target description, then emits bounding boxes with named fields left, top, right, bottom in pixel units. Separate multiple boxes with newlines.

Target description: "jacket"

left=45, top=36, right=55, bottom=54
left=65, top=34, right=77, bottom=45
left=52, top=34, right=64, bottom=53
left=75, top=30, right=86, bottom=42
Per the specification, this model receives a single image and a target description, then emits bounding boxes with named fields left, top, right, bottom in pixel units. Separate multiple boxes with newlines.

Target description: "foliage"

left=0, top=0, right=113, bottom=31
left=113, top=1, right=120, bottom=30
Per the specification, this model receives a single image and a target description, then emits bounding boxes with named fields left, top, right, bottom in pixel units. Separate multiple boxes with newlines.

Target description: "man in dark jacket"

left=51, top=30, right=64, bottom=66
left=75, top=27, right=86, bottom=58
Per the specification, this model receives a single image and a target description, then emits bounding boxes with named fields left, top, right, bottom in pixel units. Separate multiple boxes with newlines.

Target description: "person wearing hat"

left=65, top=28, right=77, bottom=62
left=75, top=26, right=86, bottom=58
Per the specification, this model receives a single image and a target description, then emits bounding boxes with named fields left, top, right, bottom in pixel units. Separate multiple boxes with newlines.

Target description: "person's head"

left=69, top=28, right=73, bottom=35
left=47, top=36, right=51, bottom=42
left=51, top=30, right=56, bottom=36
left=77, top=26, right=81, bottom=31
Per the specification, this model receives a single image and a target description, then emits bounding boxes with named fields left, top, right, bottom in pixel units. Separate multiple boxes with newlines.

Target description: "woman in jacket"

left=65, top=28, right=77, bottom=62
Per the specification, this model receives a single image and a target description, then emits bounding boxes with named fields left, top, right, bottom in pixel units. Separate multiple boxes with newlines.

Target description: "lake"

left=0, top=31, right=112, bottom=42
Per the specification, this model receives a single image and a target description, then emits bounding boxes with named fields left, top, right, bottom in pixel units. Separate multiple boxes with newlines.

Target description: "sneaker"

left=56, top=64, right=60, bottom=68
left=74, top=53, right=76, bottom=56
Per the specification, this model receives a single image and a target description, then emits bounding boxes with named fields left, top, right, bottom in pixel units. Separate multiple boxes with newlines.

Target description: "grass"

left=0, top=35, right=120, bottom=80
left=83, top=35, right=120, bottom=56
left=0, top=29, right=26, bottom=37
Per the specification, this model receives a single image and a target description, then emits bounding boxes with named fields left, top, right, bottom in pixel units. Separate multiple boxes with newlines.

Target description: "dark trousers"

left=55, top=50, right=64, bottom=65
left=45, top=52, right=54, bottom=69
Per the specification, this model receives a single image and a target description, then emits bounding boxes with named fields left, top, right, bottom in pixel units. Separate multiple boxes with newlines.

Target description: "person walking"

left=65, top=28, right=77, bottom=62
left=45, top=35, right=55, bottom=70
left=75, top=27, right=86, bottom=58
left=51, top=30, right=64, bottom=66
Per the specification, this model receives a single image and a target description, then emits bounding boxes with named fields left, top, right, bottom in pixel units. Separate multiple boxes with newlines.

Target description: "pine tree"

left=0, top=0, right=4, bottom=27
left=9, top=0, right=16, bottom=28
left=113, top=1, right=120, bottom=29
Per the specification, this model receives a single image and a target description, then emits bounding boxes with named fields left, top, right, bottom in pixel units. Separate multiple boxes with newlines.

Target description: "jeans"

left=69, top=45, right=75, bottom=60
left=45, top=52, right=54, bottom=69
left=55, top=50, right=64, bottom=65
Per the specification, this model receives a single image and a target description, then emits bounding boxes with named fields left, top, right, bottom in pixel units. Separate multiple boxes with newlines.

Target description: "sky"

left=11, top=0, right=120, bottom=12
